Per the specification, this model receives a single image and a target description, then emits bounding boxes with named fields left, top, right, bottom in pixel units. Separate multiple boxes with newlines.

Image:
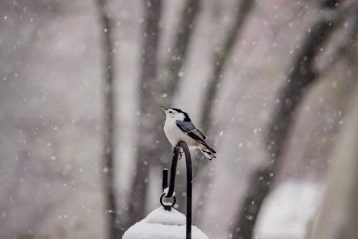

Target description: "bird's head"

left=161, top=106, right=190, bottom=121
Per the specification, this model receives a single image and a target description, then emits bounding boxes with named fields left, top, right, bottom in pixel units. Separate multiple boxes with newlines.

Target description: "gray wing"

left=175, top=120, right=207, bottom=139
left=176, top=120, right=216, bottom=156
left=176, top=120, right=207, bottom=144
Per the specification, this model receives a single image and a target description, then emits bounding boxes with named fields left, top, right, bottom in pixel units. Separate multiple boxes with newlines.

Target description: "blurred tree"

left=200, top=0, right=254, bottom=133
left=96, top=0, right=119, bottom=238
left=125, top=0, right=163, bottom=233
left=306, top=94, right=358, bottom=239
left=194, top=0, right=255, bottom=221
left=230, top=0, right=358, bottom=238
left=159, top=0, right=202, bottom=104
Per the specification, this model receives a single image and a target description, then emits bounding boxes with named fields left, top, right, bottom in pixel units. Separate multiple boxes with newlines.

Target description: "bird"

left=161, top=106, right=216, bottom=160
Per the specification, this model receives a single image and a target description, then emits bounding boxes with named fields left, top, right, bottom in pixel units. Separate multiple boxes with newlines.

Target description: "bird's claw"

left=178, top=151, right=183, bottom=159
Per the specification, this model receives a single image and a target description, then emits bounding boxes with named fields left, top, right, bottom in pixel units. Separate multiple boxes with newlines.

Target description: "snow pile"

left=255, top=181, right=321, bottom=239
left=123, top=207, right=209, bottom=239
left=144, top=207, right=186, bottom=225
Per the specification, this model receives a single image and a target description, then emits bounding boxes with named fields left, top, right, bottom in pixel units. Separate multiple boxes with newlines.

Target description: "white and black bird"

left=161, top=106, right=216, bottom=160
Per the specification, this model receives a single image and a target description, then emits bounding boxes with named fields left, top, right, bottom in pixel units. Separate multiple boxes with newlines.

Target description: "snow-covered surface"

left=255, top=181, right=321, bottom=239
left=123, top=207, right=209, bottom=239
left=144, top=207, right=185, bottom=225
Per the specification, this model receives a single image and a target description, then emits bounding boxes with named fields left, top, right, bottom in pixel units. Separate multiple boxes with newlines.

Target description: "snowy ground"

left=255, top=181, right=322, bottom=239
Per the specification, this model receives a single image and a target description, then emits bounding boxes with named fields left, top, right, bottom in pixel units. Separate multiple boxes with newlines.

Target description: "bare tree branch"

left=193, top=0, right=255, bottom=221
left=95, top=0, right=119, bottom=238
left=200, top=0, right=254, bottom=133
left=124, top=0, right=162, bottom=232
left=319, top=13, right=358, bottom=73
left=158, top=0, right=202, bottom=105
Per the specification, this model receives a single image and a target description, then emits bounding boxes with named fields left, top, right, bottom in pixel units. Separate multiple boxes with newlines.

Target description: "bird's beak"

left=160, top=105, right=167, bottom=112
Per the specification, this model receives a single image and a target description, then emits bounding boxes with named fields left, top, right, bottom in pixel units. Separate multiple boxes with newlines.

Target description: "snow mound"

left=143, top=207, right=186, bottom=225
left=255, top=181, right=321, bottom=239
left=123, top=207, right=209, bottom=239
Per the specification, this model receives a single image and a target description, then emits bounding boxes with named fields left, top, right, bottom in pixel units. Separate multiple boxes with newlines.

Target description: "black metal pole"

left=162, top=168, right=168, bottom=191
left=167, top=146, right=180, bottom=197
left=178, top=141, right=192, bottom=239
left=160, top=141, right=192, bottom=239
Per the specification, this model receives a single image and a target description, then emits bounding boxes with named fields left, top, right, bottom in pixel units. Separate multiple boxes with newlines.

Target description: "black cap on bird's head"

left=161, top=106, right=191, bottom=122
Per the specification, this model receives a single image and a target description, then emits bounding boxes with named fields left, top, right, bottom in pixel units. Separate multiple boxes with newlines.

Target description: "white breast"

left=164, top=118, right=197, bottom=147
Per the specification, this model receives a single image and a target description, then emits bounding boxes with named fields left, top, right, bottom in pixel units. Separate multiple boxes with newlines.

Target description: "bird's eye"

left=169, top=110, right=172, bottom=113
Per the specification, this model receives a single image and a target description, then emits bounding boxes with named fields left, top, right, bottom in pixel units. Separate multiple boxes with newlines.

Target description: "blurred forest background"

left=0, top=0, right=357, bottom=238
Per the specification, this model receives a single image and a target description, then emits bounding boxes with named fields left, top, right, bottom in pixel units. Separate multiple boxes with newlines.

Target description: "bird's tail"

left=199, top=144, right=216, bottom=160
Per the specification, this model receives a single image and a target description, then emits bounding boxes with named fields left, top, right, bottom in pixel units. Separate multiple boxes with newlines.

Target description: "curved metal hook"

left=160, top=141, right=192, bottom=239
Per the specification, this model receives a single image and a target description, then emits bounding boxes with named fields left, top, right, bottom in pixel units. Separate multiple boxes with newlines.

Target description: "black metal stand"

left=160, top=141, right=192, bottom=239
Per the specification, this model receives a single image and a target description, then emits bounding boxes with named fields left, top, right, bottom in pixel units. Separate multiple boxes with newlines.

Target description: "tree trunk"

left=96, top=0, right=119, bottom=238
left=200, top=0, right=254, bottom=133
left=158, top=0, right=202, bottom=105
left=125, top=0, right=163, bottom=231
left=230, top=1, right=350, bottom=238
left=193, top=0, right=255, bottom=223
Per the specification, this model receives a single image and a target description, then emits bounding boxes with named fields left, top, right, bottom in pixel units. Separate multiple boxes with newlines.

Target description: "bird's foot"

left=178, top=149, right=184, bottom=159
